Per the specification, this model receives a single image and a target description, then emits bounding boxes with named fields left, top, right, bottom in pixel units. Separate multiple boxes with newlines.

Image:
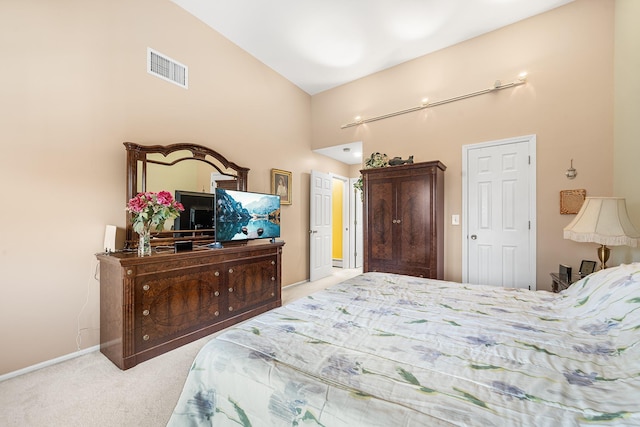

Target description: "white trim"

left=462, top=134, right=537, bottom=289
left=0, top=345, right=100, bottom=383
left=283, top=279, right=309, bottom=289
left=349, top=177, right=363, bottom=269
left=330, top=174, right=351, bottom=269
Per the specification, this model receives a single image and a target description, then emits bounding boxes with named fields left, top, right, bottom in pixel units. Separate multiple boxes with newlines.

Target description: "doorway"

left=462, top=134, right=537, bottom=289
left=310, top=171, right=362, bottom=282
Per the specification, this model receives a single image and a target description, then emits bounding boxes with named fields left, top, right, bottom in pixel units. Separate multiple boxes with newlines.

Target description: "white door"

left=463, top=135, right=536, bottom=289
left=310, top=170, right=333, bottom=281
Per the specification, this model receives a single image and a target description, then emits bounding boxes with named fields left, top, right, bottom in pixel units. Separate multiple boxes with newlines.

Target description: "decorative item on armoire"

left=353, top=152, right=389, bottom=199
left=560, top=189, right=586, bottom=214
left=126, top=191, right=184, bottom=256
left=388, top=155, right=414, bottom=166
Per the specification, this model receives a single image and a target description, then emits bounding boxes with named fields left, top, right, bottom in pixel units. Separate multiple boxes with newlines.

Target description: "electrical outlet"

left=451, top=214, right=460, bottom=226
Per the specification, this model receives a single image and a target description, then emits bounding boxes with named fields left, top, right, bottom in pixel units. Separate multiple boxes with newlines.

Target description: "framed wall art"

left=560, top=189, right=586, bottom=214
left=271, top=169, right=292, bottom=205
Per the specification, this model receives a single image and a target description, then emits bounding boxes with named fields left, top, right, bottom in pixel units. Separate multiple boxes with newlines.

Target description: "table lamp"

left=563, top=197, right=640, bottom=270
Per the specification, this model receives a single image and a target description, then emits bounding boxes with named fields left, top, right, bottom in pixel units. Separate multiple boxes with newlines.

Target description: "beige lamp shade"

left=563, top=197, right=640, bottom=247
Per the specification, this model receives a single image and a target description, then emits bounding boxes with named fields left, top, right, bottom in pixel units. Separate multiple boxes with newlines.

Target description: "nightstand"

left=550, top=272, right=581, bottom=293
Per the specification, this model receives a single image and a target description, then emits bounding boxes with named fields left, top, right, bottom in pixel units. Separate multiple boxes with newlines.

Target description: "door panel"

left=398, top=176, right=431, bottom=267
left=368, top=181, right=394, bottom=264
left=227, top=257, right=277, bottom=313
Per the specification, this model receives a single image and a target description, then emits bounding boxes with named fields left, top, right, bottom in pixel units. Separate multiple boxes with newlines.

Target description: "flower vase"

left=138, top=227, right=152, bottom=257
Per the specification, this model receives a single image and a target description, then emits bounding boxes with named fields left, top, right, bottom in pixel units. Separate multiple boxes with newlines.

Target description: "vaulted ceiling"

left=172, top=0, right=573, bottom=95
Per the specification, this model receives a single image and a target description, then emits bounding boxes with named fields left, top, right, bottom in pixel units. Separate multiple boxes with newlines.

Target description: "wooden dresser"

left=97, top=242, right=283, bottom=370
left=362, top=161, right=445, bottom=279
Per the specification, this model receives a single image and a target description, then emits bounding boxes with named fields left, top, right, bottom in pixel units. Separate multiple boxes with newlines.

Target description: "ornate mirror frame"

left=124, top=142, right=249, bottom=247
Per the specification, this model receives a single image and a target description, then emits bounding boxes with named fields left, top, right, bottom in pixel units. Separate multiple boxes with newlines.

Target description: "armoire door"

left=366, top=179, right=395, bottom=268
left=396, top=174, right=434, bottom=277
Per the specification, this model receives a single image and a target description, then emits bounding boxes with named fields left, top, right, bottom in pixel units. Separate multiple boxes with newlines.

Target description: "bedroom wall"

left=311, top=0, right=618, bottom=285
left=612, top=0, right=640, bottom=266
left=0, top=0, right=349, bottom=375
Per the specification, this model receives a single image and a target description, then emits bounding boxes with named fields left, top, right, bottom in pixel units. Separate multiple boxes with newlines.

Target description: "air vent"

left=147, top=48, right=188, bottom=89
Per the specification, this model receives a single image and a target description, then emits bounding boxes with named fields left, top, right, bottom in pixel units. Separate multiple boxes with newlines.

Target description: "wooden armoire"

left=362, top=161, right=446, bottom=279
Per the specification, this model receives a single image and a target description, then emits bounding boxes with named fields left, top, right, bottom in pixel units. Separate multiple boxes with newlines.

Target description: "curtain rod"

left=340, top=75, right=527, bottom=129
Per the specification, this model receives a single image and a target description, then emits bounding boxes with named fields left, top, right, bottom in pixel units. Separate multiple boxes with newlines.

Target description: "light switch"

left=451, top=214, right=460, bottom=226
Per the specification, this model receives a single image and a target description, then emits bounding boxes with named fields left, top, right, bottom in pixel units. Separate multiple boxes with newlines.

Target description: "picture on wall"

left=271, top=169, right=292, bottom=205
left=560, top=189, right=586, bottom=214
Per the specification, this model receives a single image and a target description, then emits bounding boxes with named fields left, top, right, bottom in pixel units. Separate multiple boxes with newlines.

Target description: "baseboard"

left=0, top=345, right=100, bottom=383
left=283, top=279, right=309, bottom=289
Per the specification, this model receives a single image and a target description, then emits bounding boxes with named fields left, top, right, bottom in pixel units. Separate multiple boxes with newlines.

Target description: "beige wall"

left=312, top=0, right=620, bottom=284
left=0, top=0, right=348, bottom=375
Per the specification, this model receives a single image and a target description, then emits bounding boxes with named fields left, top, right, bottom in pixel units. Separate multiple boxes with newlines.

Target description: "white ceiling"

left=171, top=0, right=573, bottom=164
left=313, top=141, right=363, bottom=166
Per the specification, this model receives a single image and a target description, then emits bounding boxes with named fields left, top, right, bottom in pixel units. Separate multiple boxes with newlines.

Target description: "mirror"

left=124, top=142, right=249, bottom=247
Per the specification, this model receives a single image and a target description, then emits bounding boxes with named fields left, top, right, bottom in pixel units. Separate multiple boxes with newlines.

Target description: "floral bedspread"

left=168, top=264, right=640, bottom=426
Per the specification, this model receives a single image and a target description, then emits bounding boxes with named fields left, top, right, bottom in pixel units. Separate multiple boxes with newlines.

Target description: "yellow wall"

left=0, top=0, right=636, bottom=376
left=332, top=179, right=343, bottom=259
left=312, top=0, right=619, bottom=284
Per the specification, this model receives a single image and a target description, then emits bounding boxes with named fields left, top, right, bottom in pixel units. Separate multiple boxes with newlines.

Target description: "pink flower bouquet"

left=126, top=191, right=184, bottom=234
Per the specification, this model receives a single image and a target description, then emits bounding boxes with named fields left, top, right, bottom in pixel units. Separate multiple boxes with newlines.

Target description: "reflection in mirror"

left=125, top=142, right=249, bottom=248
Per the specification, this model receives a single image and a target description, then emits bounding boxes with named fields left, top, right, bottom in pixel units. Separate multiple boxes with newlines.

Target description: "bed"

left=168, top=263, right=640, bottom=426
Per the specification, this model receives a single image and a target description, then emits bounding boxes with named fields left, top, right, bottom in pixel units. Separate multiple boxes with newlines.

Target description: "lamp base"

left=597, top=244, right=610, bottom=270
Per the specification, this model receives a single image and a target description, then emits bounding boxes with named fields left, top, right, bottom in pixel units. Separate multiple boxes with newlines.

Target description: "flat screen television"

left=215, top=188, right=280, bottom=242
left=174, top=190, right=215, bottom=235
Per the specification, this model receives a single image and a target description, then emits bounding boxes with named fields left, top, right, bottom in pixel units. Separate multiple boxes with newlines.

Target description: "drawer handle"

left=228, top=268, right=234, bottom=274
left=142, top=334, right=149, bottom=341
left=142, top=309, right=149, bottom=316
left=127, top=269, right=133, bottom=276
left=214, top=271, right=220, bottom=277
left=271, top=292, right=275, bottom=297
left=271, top=260, right=275, bottom=265
left=228, top=306, right=233, bottom=312
left=271, top=277, right=275, bottom=281
left=214, top=311, right=219, bottom=317
left=228, top=287, right=233, bottom=293
left=214, top=291, right=219, bottom=297
left=143, top=284, right=150, bottom=291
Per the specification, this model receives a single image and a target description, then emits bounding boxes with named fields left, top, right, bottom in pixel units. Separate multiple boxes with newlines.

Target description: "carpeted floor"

left=0, top=268, right=361, bottom=427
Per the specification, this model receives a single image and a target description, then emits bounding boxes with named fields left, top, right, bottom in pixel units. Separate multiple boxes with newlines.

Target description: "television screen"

left=174, top=190, right=215, bottom=234
left=215, top=188, right=280, bottom=242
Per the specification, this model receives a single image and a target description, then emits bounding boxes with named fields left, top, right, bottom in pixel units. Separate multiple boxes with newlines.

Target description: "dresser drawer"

left=134, top=267, right=222, bottom=351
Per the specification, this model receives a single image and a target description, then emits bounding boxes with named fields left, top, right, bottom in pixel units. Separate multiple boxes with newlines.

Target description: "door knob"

left=470, top=234, right=477, bottom=240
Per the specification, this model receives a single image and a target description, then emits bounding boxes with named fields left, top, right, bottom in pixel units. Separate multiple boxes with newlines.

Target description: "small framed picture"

left=579, top=260, right=597, bottom=277
left=271, top=169, right=292, bottom=205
